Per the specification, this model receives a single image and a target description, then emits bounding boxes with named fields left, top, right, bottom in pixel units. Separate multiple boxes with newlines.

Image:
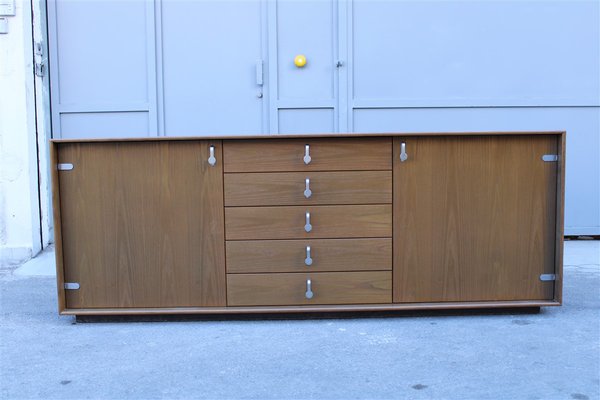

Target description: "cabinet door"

left=393, top=136, right=558, bottom=303
left=58, top=141, right=226, bottom=308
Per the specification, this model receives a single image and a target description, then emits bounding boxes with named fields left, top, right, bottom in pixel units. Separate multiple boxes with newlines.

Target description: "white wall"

left=0, top=0, right=44, bottom=267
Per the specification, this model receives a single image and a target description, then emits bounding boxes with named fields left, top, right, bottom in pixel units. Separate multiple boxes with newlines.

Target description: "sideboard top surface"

left=50, top=131, right=566, bottom=144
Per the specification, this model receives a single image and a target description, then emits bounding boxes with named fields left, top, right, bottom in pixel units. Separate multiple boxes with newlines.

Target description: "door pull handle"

left=305, top=279, right=314, bottom=299
left=400, top=142, right=408, bottom=162
left=305, top=246, right=313, bottom=266
left=304, top=178, right=312, bottom=198
left=304, top=211, right=312, bottom=233
left=304, top=144, right=312, bottom=165
left=208, top=145, right=217, bottom=166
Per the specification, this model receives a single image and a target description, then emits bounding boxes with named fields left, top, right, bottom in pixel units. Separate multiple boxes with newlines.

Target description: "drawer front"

left=225, top=205, right=392, bottom=240
left=223, top=138, right=392, bottom=172
left=224, top=171, right=392, bottom=206
left=226, top=238, right=392, bottom=273
left=227, top=271, right=392, bottom=306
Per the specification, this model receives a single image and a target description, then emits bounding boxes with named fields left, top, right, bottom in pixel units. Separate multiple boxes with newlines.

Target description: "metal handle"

left=304, top=211, right=312, bottom=232
left=305, top=246, right=313, bottom=266
left=208, top=145, right=216, bottom=166
left=305, top=279, right=314, bottom=299
left=304, top=144, right=312, bottom=164
left=304, top=178, right=312, bottom=198
left=400, top=142, right=408, bottom=162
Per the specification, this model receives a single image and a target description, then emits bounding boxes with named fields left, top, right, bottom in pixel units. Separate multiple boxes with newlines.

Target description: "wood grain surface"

left=226, top=238, right=392, bottom=273
left=57, top=141, right=226, bottom=308
left=224, top=171, right=392, bottom=206
left=393, top=135, right=558, bottom=303
left=225, top=205, right=392, bottom=240
left=50, top=132, right=564, bottom=315
left=227, top=271, right=392, bottom=306
left=223, top=138, right=392, bottom=172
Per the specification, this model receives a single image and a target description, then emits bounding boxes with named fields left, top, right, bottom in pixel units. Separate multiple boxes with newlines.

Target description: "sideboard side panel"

left=554, top=132, right=566, bottom=303
left=51, top=142, right=66, bottom=312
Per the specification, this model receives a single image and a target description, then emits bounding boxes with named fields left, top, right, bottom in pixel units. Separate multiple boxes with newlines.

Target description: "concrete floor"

left=0, top=241, right=598, bottom=400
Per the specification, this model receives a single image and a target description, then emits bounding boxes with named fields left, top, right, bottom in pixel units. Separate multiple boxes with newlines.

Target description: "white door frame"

left=33, top=0, right=53, bottom=247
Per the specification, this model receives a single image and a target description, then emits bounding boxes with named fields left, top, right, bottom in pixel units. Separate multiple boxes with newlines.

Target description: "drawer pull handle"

left=305, top=279, right=314, bottom=299
left=305, top=246, right=313, bottom=266
left=304, top=144, right=312, bottom=165
left=304, top=212, right=312, bottom=232
left=304, top=178, right=312, bottom=198
left=208, top=145, right=217, bottom=166
left=400, top=142, right=408, bottom=162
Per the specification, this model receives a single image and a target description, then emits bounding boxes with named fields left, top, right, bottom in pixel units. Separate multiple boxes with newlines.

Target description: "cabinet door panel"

left=393, top=136, right=557, bottom=302
left=58, top=141, right=226, bottom=308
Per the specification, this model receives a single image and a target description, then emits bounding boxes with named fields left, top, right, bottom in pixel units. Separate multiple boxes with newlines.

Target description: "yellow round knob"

left=294, top=54, right=307, bottom=68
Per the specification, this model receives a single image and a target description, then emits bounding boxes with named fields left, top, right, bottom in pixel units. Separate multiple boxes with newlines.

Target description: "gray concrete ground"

left=1, top=241, right=599, bottom=400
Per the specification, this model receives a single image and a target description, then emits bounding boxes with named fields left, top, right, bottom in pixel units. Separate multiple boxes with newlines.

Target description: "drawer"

left=225, top=205, right=392, bottom=240
left=227, top=271, right=392, bottom=306
left=226, top=238, right=392, bottom=273
left=224, top=171, right=392, bottom=206
left=223, top=138, right=392, bottom=172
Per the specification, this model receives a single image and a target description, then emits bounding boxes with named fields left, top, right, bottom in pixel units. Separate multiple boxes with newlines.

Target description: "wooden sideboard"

left=51, top=132, right=565, bottom=316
